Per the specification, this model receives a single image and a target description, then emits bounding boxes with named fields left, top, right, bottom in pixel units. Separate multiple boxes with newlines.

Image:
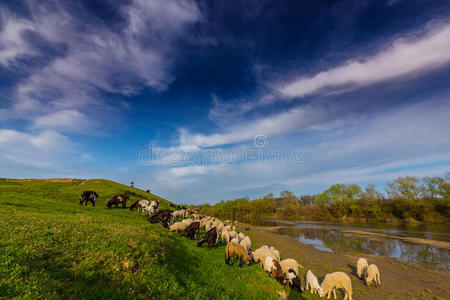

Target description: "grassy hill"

left=0, top=178, right=313, bottom=299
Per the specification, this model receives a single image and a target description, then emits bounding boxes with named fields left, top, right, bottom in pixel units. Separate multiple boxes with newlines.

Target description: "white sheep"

left=254, top=248, right=278, bottom=267
left=169, top=222, right=186, bottom=232
left=229, top=231, right=237, bottom=239
left=320, top=272, right=352, bottom=300
left=263, top=256, right=275, bottom=273
left=238, top=232, right=245, bottom=241
left=365, top=264, right=381, bottom=287
left=306, top=270, right=323, bottom=295
left=230, top=237, right=239, bottom=244
left=280, top=259, right=299, bottom=275
left=357, top=258, right=368, bottom=278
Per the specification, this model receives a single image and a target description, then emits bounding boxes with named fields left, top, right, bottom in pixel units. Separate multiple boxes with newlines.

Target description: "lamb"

left=225, top=243, right=253, bottom=267
left=356, top=258, right=369, bottom=278
left=239, top=239, right=251, bottom=253
left=305, top=270, right=323, bottom=296
left=169, top=222, right=186, bottom=232
left=285, top=269, right=304, bottom=293
left=280, top=259, right=300, bottom=275
left=365, top=264, right=381, bottom=287
left=320, top=272, right=352, bottom=300
left=221, top=230, right=231, bottom=244
left=230, top=238, right=239, bottom=244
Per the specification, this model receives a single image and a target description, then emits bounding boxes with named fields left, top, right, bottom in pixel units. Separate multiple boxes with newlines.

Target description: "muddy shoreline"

left=239, top=223, right=450, bottom=300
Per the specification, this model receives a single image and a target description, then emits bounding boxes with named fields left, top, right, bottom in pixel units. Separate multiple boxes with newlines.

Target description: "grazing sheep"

left=129, top=199, right=149, bottom=212
left=244, top=236, right=251, bottom=248
left=225, top=243, right=253, bottom=267
left=305, top=270, right=323, bottom=296
left=148, top=209, right=173, bottom=228
left=238, top=232, right=245, bottom=241
left=223, top=225, right=232, bottom=231
left=264, top=256, right=275, bottom=273
left=357, top=258, right=369, bottom=278
left=285, top=269, right=304, bottom=293
left=280, top=259, right=299, bottom=275
left=229, top=231, right=237, bottom=239
left=182, top=221, right=200, bottom=240
left=169, top=222, right=186, bottom=232
left=239, top=239, right=251, bottom=253
left=79, top=191, right=99, bottom=206
left=230, top=238, right=239, bottom=244
left=271, top=259, right=285, bottom=284
left=198, top=228, right=218, bottom=248
left=254, top=248, right=277, bottom=267
left=221, top=230, right=231, bottom=244
left=365, top=264, right=381, bottom=287
left=320, top=272, right=352, bottom=300
left=106, top=194, right=128, bottom=208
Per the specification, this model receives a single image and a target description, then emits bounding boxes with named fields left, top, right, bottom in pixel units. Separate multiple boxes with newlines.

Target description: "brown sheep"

left=225, top=243, right=253, bottom=267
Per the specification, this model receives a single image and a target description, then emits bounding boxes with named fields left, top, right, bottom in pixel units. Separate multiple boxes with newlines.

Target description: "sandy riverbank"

left=238, top=224, right=450, bottom=300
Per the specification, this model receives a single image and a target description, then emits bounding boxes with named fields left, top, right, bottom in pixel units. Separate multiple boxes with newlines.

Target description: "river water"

left=250, top=219, right=450, bottom=267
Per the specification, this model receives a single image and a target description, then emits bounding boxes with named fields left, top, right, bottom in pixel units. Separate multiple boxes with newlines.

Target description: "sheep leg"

left=332, top=288, right=337, bottom=299
left=239, top=258, right=243, bottom=268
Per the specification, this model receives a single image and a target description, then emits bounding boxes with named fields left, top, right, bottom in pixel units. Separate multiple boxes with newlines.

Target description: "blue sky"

left=0, top=0, right=449, bottom=204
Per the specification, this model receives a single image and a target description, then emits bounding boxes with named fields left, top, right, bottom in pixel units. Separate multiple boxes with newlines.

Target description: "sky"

left=0, top=0, right=449, bottom=204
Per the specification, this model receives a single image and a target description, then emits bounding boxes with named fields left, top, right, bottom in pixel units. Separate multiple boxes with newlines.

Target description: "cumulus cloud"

left=278, top=22, right=450, bottom=99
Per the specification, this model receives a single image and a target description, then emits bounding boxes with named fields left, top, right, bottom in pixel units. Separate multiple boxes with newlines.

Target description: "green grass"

left=0, top=178, right=315, bottom=299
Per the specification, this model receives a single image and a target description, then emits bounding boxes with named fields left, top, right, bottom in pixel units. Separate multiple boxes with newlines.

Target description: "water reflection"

left=246, top=218, right=449, bottom=267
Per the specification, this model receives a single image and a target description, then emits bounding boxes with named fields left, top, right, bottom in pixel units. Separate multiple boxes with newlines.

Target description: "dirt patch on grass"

left=239, top=224, right=450, bottom=300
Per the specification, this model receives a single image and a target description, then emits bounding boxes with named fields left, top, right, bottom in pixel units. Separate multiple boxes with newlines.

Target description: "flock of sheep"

left=128, top=200, right=381, bottom=299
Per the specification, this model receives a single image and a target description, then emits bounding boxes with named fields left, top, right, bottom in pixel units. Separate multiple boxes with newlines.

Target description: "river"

left=248, top=219, right=450, bottom=268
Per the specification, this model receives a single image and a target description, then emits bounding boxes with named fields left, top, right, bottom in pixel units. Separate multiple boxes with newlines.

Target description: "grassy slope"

left=0, top=178, right=312, bottom=300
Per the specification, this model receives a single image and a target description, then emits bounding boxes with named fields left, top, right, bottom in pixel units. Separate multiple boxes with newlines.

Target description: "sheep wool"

left=280, top=259, right=299, bottom=275
left=230, top=238, right=239, bottom=244
left=264, top=256, right=275, bottom=273
left=365, top=264, right=381, bottom=287
left=221, top=231, right=230, bottom=244
left=357, top=258, right=369, bottom=278
left=169, top=222, right=186, bottom=232
left=320, top=272, right=352, bottom=300
left=239, top=239, right=251, bottom=253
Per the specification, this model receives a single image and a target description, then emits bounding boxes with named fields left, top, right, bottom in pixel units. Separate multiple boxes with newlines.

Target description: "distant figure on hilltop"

left=146, top=189, right=150, bottom=194
left=130, top=181, right=134, bottom=187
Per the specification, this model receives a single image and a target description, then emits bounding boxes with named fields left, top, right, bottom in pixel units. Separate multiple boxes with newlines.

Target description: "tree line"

left=195, top=173, right=449, bottom=223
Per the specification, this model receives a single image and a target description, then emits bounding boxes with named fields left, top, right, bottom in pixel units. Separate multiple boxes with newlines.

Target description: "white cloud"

left=0, top=17, right=34, bottom=65
left=279, top=22, right=450, bottom=99
left=0, top=0, right=201, bottom=133
left=33, top=109, right=94, bottom=134
left=0, top=129, right=71, bottom=168
left=180, top=104, right=363, bottom=148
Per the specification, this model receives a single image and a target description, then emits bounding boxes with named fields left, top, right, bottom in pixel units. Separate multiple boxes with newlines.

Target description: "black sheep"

left=79, top=191, right=99, bottom=207
left=197, top=227, right=218, bottom=248
left=182, top=221, right=200, bottom=240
